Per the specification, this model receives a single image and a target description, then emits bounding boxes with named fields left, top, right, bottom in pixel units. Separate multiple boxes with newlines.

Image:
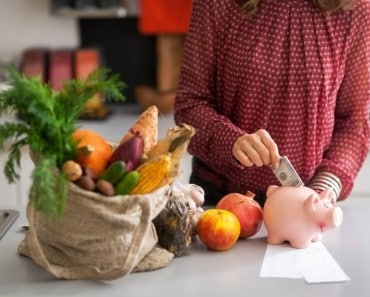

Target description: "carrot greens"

left=0, top=66, right=125, bottom=216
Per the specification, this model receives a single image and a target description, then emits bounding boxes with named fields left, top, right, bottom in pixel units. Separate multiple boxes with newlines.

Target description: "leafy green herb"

left=0, top=66, right=125, bottom=216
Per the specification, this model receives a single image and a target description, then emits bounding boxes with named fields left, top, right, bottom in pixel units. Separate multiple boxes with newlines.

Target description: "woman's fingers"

left=232, top=129, right=280, bottom=168
left=237, top=151, right=254, bottom=167
left=258, top=129, right=280, bottom=168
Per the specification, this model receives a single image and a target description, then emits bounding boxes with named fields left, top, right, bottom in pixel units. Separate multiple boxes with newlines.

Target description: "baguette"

left=119, top=105, right=158, bottom=154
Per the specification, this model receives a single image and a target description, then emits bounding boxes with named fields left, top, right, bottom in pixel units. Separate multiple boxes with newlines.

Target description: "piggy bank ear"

left=266, top=185, right=279, bottom=197
left=319, top=188, right=335, bottom=204
left=304, top=194, right=320, bottom=213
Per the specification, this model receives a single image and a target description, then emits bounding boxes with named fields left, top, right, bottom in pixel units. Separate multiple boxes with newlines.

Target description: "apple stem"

left=245, top=191, right=255, bottom=199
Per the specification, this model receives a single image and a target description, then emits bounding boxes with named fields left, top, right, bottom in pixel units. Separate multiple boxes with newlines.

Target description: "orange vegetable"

left=72, top=129, right=113, bottom=178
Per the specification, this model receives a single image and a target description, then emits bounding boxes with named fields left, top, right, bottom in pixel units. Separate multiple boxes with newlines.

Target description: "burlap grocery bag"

left=18, top=182, right=174, bottom=280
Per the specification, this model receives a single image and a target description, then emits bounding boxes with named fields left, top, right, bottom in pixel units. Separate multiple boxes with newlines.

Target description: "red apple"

left=216, top=192, right=263, bottom=239
left=197, top=209, right=241, bottom=251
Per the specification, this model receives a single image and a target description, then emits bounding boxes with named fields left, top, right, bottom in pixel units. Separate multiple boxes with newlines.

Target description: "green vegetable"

left=98, top=161, right=127, bottom=185
left=115, top=171, right=140, bottom=195
left=0, top=66, right=126, bottom=216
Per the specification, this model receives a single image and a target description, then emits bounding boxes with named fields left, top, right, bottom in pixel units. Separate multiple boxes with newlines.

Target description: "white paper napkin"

left=259, top=242, right=350, bottom=283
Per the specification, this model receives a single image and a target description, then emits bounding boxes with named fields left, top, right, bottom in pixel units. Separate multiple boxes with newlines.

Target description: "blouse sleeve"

left=316, top=2, right=370, bottom=200
left=174, top=0, right=245, bottom=169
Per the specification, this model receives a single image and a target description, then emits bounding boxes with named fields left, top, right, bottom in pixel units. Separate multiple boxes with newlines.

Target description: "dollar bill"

left=270, top=156, right=304, bottom=187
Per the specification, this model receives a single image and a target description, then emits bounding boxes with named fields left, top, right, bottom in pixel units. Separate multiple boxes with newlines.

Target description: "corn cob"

left=129, top=154, right=172, bottom=195
left=147, top=124, right=195, bottom=159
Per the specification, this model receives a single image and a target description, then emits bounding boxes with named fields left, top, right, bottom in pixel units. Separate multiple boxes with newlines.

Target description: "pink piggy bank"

left=263, top=185, right=343, bottom=249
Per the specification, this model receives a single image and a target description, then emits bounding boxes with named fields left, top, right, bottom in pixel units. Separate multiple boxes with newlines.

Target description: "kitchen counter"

left=0, top=197, right=369, bottom=297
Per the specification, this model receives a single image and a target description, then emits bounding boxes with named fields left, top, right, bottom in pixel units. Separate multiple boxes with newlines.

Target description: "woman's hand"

left=232, top=129, right=280, bottom=168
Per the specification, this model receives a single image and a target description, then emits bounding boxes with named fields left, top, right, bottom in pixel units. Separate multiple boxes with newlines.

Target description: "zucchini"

left=98, top=161, right=126, bottom=185
left=115, top=170, right=140, bottom=195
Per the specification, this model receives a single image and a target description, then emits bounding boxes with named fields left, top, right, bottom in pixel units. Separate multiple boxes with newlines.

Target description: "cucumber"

left=115, top=170, right=140, bottom=195
left=98, top=161, right=126, bottom=185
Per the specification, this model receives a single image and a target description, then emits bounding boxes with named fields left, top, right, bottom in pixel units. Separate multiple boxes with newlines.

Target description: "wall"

left=0, top=0, right=79, bottom=65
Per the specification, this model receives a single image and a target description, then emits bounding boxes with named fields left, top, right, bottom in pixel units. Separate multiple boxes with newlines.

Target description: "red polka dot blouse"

left=174, top=0, right=370, bottom=200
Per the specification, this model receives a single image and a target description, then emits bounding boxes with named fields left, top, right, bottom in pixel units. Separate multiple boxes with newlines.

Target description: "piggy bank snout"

left=332, top=207, right=343, bottom=227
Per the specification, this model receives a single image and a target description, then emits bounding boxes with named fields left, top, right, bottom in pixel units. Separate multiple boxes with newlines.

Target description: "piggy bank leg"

left=266, top=234, right=285, bottom=245
left=289, top=238, right=312, bottom=249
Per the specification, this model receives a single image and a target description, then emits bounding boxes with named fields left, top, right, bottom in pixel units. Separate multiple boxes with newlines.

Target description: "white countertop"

left=0, top=197, right=369, bottom=297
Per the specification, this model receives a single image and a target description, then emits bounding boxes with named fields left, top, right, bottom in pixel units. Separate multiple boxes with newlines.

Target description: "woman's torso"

left=210, top=0, right=355, bottom=189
